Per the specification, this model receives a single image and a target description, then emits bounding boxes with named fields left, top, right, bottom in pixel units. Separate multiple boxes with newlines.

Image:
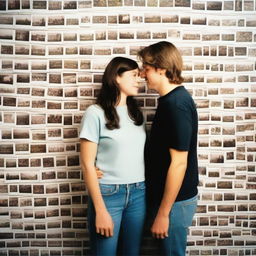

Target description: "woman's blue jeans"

left=88, top=182, right=146, bottom=256
left=160, top=195, right=198, bottom=256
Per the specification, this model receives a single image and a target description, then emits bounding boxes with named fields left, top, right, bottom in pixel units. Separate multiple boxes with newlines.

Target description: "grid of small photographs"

left=0, top=1, right=256, bottom=255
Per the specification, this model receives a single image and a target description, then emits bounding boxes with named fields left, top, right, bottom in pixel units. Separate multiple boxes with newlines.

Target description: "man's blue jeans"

left=88, top=182, right=146, bottom=256
left=160, top=195, right=198, bottom=256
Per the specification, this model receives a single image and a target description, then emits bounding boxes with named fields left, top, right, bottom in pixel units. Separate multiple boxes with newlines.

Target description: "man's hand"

left=151, top=214, right=169, bottom=239
left=96, top=210, right=114, bottom=237
left=96, top=167, right=103, bottom=179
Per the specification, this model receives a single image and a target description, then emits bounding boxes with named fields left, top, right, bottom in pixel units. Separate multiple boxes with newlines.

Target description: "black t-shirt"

left=145, top=86, right=199, bottom=208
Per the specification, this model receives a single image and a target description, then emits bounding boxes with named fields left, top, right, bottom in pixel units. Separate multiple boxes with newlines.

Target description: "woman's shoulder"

left=86, top=104, right=104, bottom=114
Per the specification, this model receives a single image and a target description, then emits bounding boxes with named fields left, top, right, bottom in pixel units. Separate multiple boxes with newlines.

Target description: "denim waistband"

left=100, top=181, right=145, bottom=189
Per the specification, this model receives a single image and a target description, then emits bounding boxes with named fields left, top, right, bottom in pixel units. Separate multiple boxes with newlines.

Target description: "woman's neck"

left=116, top=95, right=127, bottom=106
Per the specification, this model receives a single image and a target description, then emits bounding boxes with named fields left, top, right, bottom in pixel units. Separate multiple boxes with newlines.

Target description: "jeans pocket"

left=181, top=199, right=198, bottom=227
left=99, top=184, right=118, bottom=196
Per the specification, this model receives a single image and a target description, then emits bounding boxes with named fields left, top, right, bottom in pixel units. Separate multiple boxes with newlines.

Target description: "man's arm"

left=80, top=139, right=114, bottom=237
left=151, top=148, right=188, bottom=239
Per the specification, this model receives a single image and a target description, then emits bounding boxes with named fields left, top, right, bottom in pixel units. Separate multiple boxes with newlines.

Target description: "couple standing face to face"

left=116, top=62, right=164, bottom=99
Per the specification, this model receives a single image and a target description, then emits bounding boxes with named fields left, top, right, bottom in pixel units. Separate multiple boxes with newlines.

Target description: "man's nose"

left=139, top=69, right=146, bottom=78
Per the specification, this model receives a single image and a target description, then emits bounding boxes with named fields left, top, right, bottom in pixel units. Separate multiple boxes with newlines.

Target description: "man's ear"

left=157, top=68, right=166, bottom=76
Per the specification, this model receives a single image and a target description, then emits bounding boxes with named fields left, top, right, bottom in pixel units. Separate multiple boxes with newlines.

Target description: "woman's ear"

left=116, top=75, right=121, bottom=84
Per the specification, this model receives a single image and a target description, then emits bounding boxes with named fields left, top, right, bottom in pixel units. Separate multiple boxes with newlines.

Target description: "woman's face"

left=116, top=68, right=140, bottom=97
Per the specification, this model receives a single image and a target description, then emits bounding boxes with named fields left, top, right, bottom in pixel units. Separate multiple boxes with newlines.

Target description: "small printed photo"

left=31, top=114, right=46, bottom=125
left=32, top=73, right=47, bottom=82
left=32, top=100, right=46, bottom=109
left=3, top=97, right=16, bottom=107
left=13, top=129, right=30, bottom=139
left=16, top=113, right=30, bottom=126
left=48, top=46, right=63, bottom=55
left=78, top=1, right=91, bottom=8
left=210, top=153, right=224, bottom=163
left=33, top=0, right=47, bottom=9
left=2, top=60, right=13, bottom=69
left=63, top=1, right=77, bottom=9
left=32, top=130, right=46, bottom=141
left=0, top=74, right=13, bottom=84
left=66, top=18, right=79, bottom=26
left=63, top=73, right=76, bottom=84
left=223, top=139, right=236, bottom=147
left=64, top=88, right=77, bottom=97
left=31, top=144, right=46, bottom=154
left=32, top=16, right=46, bottom=26
left=63, top=33, right=77, bottom=41
left=16, top=15, right=31, bottom=25
left=17, top=87, right=30, bottom=95
left=65, top=46, right=78, bottom=55
left=80, top=32, right=94, bottom=41
left=15, top=30, right=30, bottom=41
left=236, top=98, right=249, bottom=107
left=15, top=45, right=30, bottom=55
left=0, top=29, right=13, bottom=40
left=63, top=128, right=78, bottom=139
left=0, top=1, right=6, bottom=10
left=49, top=60, right=62, bottom=69
left=31, top=31, right=46, bottom=41
left=17, top=98, right=30, bottom=107
left=8, top=0, right=20, bottom=10
left=0, top=16, right=13, bottom=25
left=49, top=74, right=61, bottom=84
left=47, top=87, right=63, bottom=97
left=31, top=45, right=45, bottom=56
left=31, top=61, right=47, bottom=70
left=48, top=128, right=62, bottom=138
left=79, top=46, right=92, bottom=55
left=74, top=113, right=83, bottom=124
left=210, top=139, right=222, bottom=147
left=48, top=1, right=62, bottom=10
left=48, top=32, right=62, bottom=42
left=48, top=16, right=64, bottom=26
left=21, top=0, right=30, bottom=9
left=15, top=61, right=29, bottom=70
left=64, top=101, right=78, bottom=109
left=47, top=114, right=62, bottom=124
left=64, top=60, right=78, bottom=69
left=80, top=60, right=91, bottom=69
left=17, top=74, right=30, bottom=83
left=78, top=74, right=92, bottom=83
left=79, top=87, right=93, bottom=97
left=31, top=88, right=45, bottom=97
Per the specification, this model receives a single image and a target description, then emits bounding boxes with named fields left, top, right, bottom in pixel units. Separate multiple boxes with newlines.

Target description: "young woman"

left=79, top=57, right=146, bottom=256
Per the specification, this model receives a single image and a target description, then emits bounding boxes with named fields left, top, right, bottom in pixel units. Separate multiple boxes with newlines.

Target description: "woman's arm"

left=80, top=139, right=114, bottom=237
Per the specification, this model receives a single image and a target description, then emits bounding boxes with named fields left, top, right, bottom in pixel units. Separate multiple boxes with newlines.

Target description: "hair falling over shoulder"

left=96, top=57, right=144, bottom=130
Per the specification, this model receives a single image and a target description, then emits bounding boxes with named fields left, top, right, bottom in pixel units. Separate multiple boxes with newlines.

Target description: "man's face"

left=140, top=64, right=160, bottom=90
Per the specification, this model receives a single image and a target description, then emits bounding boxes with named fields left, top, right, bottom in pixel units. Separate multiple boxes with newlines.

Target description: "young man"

left=138, top=41, right=199, bottom=256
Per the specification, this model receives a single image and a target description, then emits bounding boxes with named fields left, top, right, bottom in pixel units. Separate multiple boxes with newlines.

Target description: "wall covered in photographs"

left=0, top=0, right=256, bottom=255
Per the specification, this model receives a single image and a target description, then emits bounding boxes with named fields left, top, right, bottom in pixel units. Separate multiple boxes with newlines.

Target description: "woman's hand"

left=96, top=167, right=103, bottom=179
left=96, top=210, right=114, bottom=237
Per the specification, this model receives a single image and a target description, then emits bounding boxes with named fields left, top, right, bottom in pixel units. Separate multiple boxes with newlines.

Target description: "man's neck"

left=158, top=83, right=181, bottom=97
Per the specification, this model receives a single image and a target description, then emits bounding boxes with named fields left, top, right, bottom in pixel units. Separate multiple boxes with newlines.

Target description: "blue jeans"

left=88, top=182, right=146, bottom=256
left=160, top=195, right=198, bottom=256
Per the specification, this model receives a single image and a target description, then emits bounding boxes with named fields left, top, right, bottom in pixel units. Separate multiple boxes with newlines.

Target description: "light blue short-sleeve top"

left=80, top=104, right=146, bottom=184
